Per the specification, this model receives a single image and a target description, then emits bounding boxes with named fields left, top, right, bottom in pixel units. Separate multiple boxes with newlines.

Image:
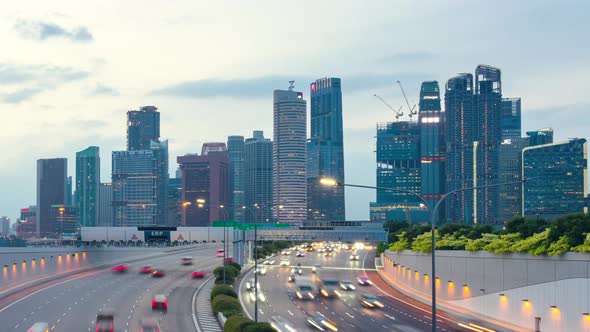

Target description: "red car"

left=139, top=266, right=153, bottom=274
left=152, top=294, right=167, bottom=311
left=111, top=265, right=129, bottom=273
left=192, top=271, right=205, bottom=279
left=151, top=269, right=165, bottom=277
left=224, top=257, right=234, bottom=263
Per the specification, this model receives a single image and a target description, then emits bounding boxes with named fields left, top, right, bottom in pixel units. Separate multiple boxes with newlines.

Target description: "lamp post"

left=242, top=203, right=265, bottom=322
left=320, top=177, right=533, bottom=332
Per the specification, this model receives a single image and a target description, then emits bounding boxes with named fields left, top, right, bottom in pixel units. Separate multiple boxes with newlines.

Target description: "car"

left=307, top=311, right=338, bottom=331
left=357, top=275, right=372, bottom=286
left=279, top=259, right=290, bottom=267
left=224, top=257, right=234, bottom=263
left=339, top=280, right=356, bottom=291
left=248, top=287, right=266, bottom=302
left=312, top=264, right=322, bottom=273
left=281, top=250, right=288, bottom=255
left=180, top=256, right=193, bottom=265
left=296, top=251, right=305, bottom=257
left=255, top=266, right=267, bottom=275
left=152, top=294, right=168, bottom=310
left=245, top=278, right=260, bottom=291
left=306, top=247, right=314, bottom=252
left=216, top=249, right=225, bottom=257
left=263, top=259, right=275, bottom=265
left=288, top=273, right=296, bottom=282
left=111, top=264, right=129, bottom=273
left=192, top=271, right=205, bottom=278
left=295, top=285, right=315, bottom=300
left=95, top=309, right=115, bottom=332
left=151, top=269, right=165, bottom=277
left=350, top=254, right=360, bottom=261
left=270, top=316, right=297, bottom=332
left=139, top=317, right=161, bottom=332
left=291, top=267, right=303, bottom=275
left=319, top=279, right=341, bottom=298
left=27, top=322, right=49, bottom=332
left=139, top=265, right=154, bottom=273
left=359, top=293, right=384, bottom=309
left=324, top=252, right=333, bottom=257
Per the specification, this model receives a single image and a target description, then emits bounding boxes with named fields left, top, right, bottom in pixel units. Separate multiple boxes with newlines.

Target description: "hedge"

left=214, top=275, right=236, bottom=285
left=212, top=294, right=243, bottom=317
left=227, top=261, right=242, bottom=272
left=242, top=322, right=275, bottom=332
left=211, top=284, right=238, bottom=300
left=223, top=315, right=254, bottom=332
left=214, top=265, right=240, bottom=279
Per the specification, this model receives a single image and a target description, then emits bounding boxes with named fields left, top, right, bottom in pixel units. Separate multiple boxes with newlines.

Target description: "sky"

left=0, top=0, right=589, bottom=223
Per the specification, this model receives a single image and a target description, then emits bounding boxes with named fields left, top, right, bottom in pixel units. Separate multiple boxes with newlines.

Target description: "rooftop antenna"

left=374, top=94, right=404, bottom=120
left=288, top=80, right=295, bottom=91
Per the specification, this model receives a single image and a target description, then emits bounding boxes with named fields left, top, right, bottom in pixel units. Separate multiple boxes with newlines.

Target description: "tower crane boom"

left=396, top=81, right=417, bottom=118
left=373, top=94, right=404, bottom=119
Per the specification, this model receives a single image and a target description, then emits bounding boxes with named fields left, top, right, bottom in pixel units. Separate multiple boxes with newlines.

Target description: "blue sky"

left=0, top=0, right=588, bottom=222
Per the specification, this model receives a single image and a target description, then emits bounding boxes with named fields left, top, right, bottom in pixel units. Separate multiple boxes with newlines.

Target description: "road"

left=0, top=246, right=222, bottom=332
left=239, top=246, right=502, bottom=332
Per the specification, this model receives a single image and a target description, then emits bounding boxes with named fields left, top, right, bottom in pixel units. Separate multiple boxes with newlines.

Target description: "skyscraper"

left=127, top=106, right=160, bottom=151
left=370, top=121, right=427, bottom=223
left=66, top=176, right=73, bottom=206
left=0, top=217, right=9, bottom=236
left=227, top=136, right=245, bottom=222
left=501, top=98, right=521, bottom=139
left=418, top=81, right=445, bottom=218
left=76, top=146, right=100, bottom=227
left=17, top=207, right=36, bottom=238
left=307, top=78, right=345, bottom=221
left=273, top=83, right=307, bottom=224
left=50, top=205, right=77, bottom=236
left=523, top=138, right=588, bottom=220
left=527, top=128, right=554, bottom=146
left=151, top=140, right=169, bottom=225
left=474, top=64, right=502, bottom=224
left=444, top=74, right=475, bottom=224
left=37, top=158, right=67, bottom=236
left=498, top=137, right=528, bottom=222
left=98, top=183, right=113, bottom=226
left=244, top=131, right=273, bottom=223
left=178, top=144, right=229, bottom=227
left=167, top=177, right=182, bottom=226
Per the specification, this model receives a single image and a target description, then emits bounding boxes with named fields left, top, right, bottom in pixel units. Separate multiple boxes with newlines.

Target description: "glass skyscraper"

left=127, top=106, right=160, bottom=151
left=501, top=98, right=521, bottom=139
left=98, top=182, right=112, bottom=226
left=307, top=77, right=345, bottom=221
left=527, top=128, right=554, bottom=146
left=244, top=131, right=273, bottom=223
left=75, top=146, right=100, bottom=227
left=227, top=136, right=245, bottom=222
left=522, top=138, right=588, bottom=220
left=37, top=158, right=67, bottom=237
left=499, top=137, right=528, bottom=222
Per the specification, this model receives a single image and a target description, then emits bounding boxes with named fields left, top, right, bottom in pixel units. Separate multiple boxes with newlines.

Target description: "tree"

left=242, top=323, right=276, bottom=332
left=547, top=235, right=570, bottom=256
left=549, top=213, right=590, bottom=247
left=211, top=294, right=243, bottom=317
left=483, top=233, right=521, bottom=254
left=505, top=216, right=548, bottom=238
left=211, top=284, right=238, bottom=300
left=411, top=231, right=439, bottom=253
left=572, top=233, right=590, bottom=252
left=436, top=233, right=468, bottom=250
left=389, top=232, right=410, bottom=251
left=224, top=315, right=254, bottom=332
left=510, top=229, right=549, bottom=256
left=465, top=233, right=498, bottom=251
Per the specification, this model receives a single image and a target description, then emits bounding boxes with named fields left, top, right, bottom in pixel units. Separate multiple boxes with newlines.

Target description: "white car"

left=280, top=259, right=290, bottom=267
left=350, top=254, right=360, bottom=261
left=27, top=323, right=49, bottom=332
left=312, top=264, right=322, bottom=273
left=256, top=266, right=267, bottom=275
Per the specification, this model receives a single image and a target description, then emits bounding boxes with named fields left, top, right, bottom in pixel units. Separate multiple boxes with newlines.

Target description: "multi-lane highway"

left=239, top=245, right=501, bottom=332
left=0, top=246, right=222, bottom=332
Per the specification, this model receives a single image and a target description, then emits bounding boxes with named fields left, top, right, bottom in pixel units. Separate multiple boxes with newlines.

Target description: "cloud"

left=377, top=52, right=437, bottom=63
left=14, top=20, right=93, bottom=43
left=2, top=88, right=44, bottom=103
left=151, top=72, right=430, bottom=99
left=523, top=103, right=589, bottom=141
left=91, top=84, right=119, bottom=96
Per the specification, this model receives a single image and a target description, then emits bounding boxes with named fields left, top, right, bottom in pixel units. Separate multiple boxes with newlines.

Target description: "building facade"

left=522, top=138, right=588, bottom=220
left=227, top=136, right=246, bottom=222
left=498, top=137, right=529, bottom=222
left=527, top=128, right=554, bottom=146
left=307, top=77, right=345, bottom=221
left=37, top=158, right=67, bottom=237
left=98, top=183, right=113, bottom=226
left=244, top=131, right=273, bottom=223
left=49, top=205, right=77, bottom=236
left=127, top=106, right=160, bottom=151
left=75, top=146, right=100, bottom=227
left=0, top=217, right=9, bottom=236
left=501, top=98, right=521, bottom=139
left=273, top=84, right=307, bottom=224
left=17, top=207, right=36, bottom=238
left=167, top=177, right=182, bottom=226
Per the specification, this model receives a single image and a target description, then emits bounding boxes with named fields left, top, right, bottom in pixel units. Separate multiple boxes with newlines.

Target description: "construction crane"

left=374, top=94, right=404, bottom=120
left=396, top=80, right=418, bottom=119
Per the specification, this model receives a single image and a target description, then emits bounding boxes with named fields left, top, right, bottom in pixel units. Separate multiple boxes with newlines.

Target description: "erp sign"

left=145, top=230, right=170, bottom=241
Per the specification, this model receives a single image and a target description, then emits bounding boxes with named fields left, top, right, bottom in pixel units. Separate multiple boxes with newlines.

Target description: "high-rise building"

left=418, top=81, right=445, bottom=218
left=17, top=207, right=36, bottom=238
left=66, top=176, right=73, bottom=206
left=498, top=137, right=529, bottom=222
left=113, top=140, right=168, bottom=227
left=273, top=83, right=307, bottom=224
left=127, top=106, right=160, bottom=151
left=501, top=98, right=521, bottom=139
left=76, top=146, right=100, bottom=227
left=527, top=128, right=554, bottom=146
left=227, top=136, right=245, bottom=222
left=0, top=217, right=9, bottom=236
left=474, top=64, right=502, bottom=224
left=98, top=183, right=113, bottom=226
left=167, top=177, right=182, bottom=226
left=522, top=138, right=588, bottom=220
left=244, top=131, right=273, bottom=223
left=370, top=121, right=427, bottom=223
left=37, top=158, right=67, bottom=237
left=444, top=73, right=475, bottom=224
left=49, top=205, right=77, bottom=236
left=307, top=78, right=345, bottom=221
left=178, top=145, right=229, bottom=227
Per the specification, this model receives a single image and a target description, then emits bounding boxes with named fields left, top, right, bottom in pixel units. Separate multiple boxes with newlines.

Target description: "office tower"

left=307, top=78, right=345, bottom=221
left=112, top=150, right=159, bottom=227
left=98, top=183, right=113, bottom=226
left=17, top=207, right=36, bottom=238
left=37, top=158, right=67, bottom=237
left=0, top=217, right=9, bottom=236
left=273, top=83, right=307, bottom=224
left=474, top=64, right=502, bottom=224
left=151, top=140, right=169, bottom=225
left=444, top=74, right=475, bottom=224
left=418, top=81, right=445, bottom=219
left=244, top=131, right=273, bottom=223
left=50, top=205, right=77, bottom=236
left=167, top=177, right=182, bottom=226
left=501, top=98, right=521, bottom=139
left=523, top=138, right=588, bottom=220
left=202, top=143, right=227, bottom=155
left=227, top=136, right=246, bottom=222
left=75, top=146, right=100, bottom=227
left=177, top=144, right=229, bottom=226
left=527, top=128, right=554, bottom=146
left=370, top=121, right=427, bottom=223
left=127, top=106, right=160, bottom=151
left=66, top=176, right=73, bottom=206
left=498, top=137, right=529, bottom=222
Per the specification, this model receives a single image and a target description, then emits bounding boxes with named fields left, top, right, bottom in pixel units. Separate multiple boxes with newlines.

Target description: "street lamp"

left=242, top=204, right=264, bottom=322
left=320, top=176, right=533, bottom=332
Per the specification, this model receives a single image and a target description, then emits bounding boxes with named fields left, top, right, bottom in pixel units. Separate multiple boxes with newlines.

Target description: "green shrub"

left=211, top=284, right=238, bottom=300
left=242, top=322, right=275, bottom=332
left=215, top=275, right=236, bottom=285
left=547, top=235, right=570, bottom=256
left=211, top=294, right=243, bottom=317
left=389, top=232, right=410, bottom=251
left=214, top=265, right=240, bottom=279
left=483, top=233, right=521, bottom=254
left=227, top=261, right=242, bottom=272
left=224, top=315, right=254, bottom=332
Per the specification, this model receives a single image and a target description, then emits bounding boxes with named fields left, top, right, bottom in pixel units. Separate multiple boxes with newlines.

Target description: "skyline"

left=1, top=1, right=589, bottom=222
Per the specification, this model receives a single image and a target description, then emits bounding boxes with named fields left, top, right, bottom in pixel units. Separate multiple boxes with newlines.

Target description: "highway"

left=0, top=246, right=222, bottom=332
left=239, top=245, right=502, bottom=332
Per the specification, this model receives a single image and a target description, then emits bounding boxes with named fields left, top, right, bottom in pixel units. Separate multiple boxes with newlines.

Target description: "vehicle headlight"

left=374, top=301, right=384, bottom=308
left=340, top=285, right=346, bottom=290
left=334, top=290, right=341, bottom=297
left=321, top=289, right=329, bottom=297
left=350, top=285, right=356, bottom=290
left=296, top=292, right=302, bottom=299
left=249, top=292, right=256, bottom=301
left=308, top=292, right=315, bottom=299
